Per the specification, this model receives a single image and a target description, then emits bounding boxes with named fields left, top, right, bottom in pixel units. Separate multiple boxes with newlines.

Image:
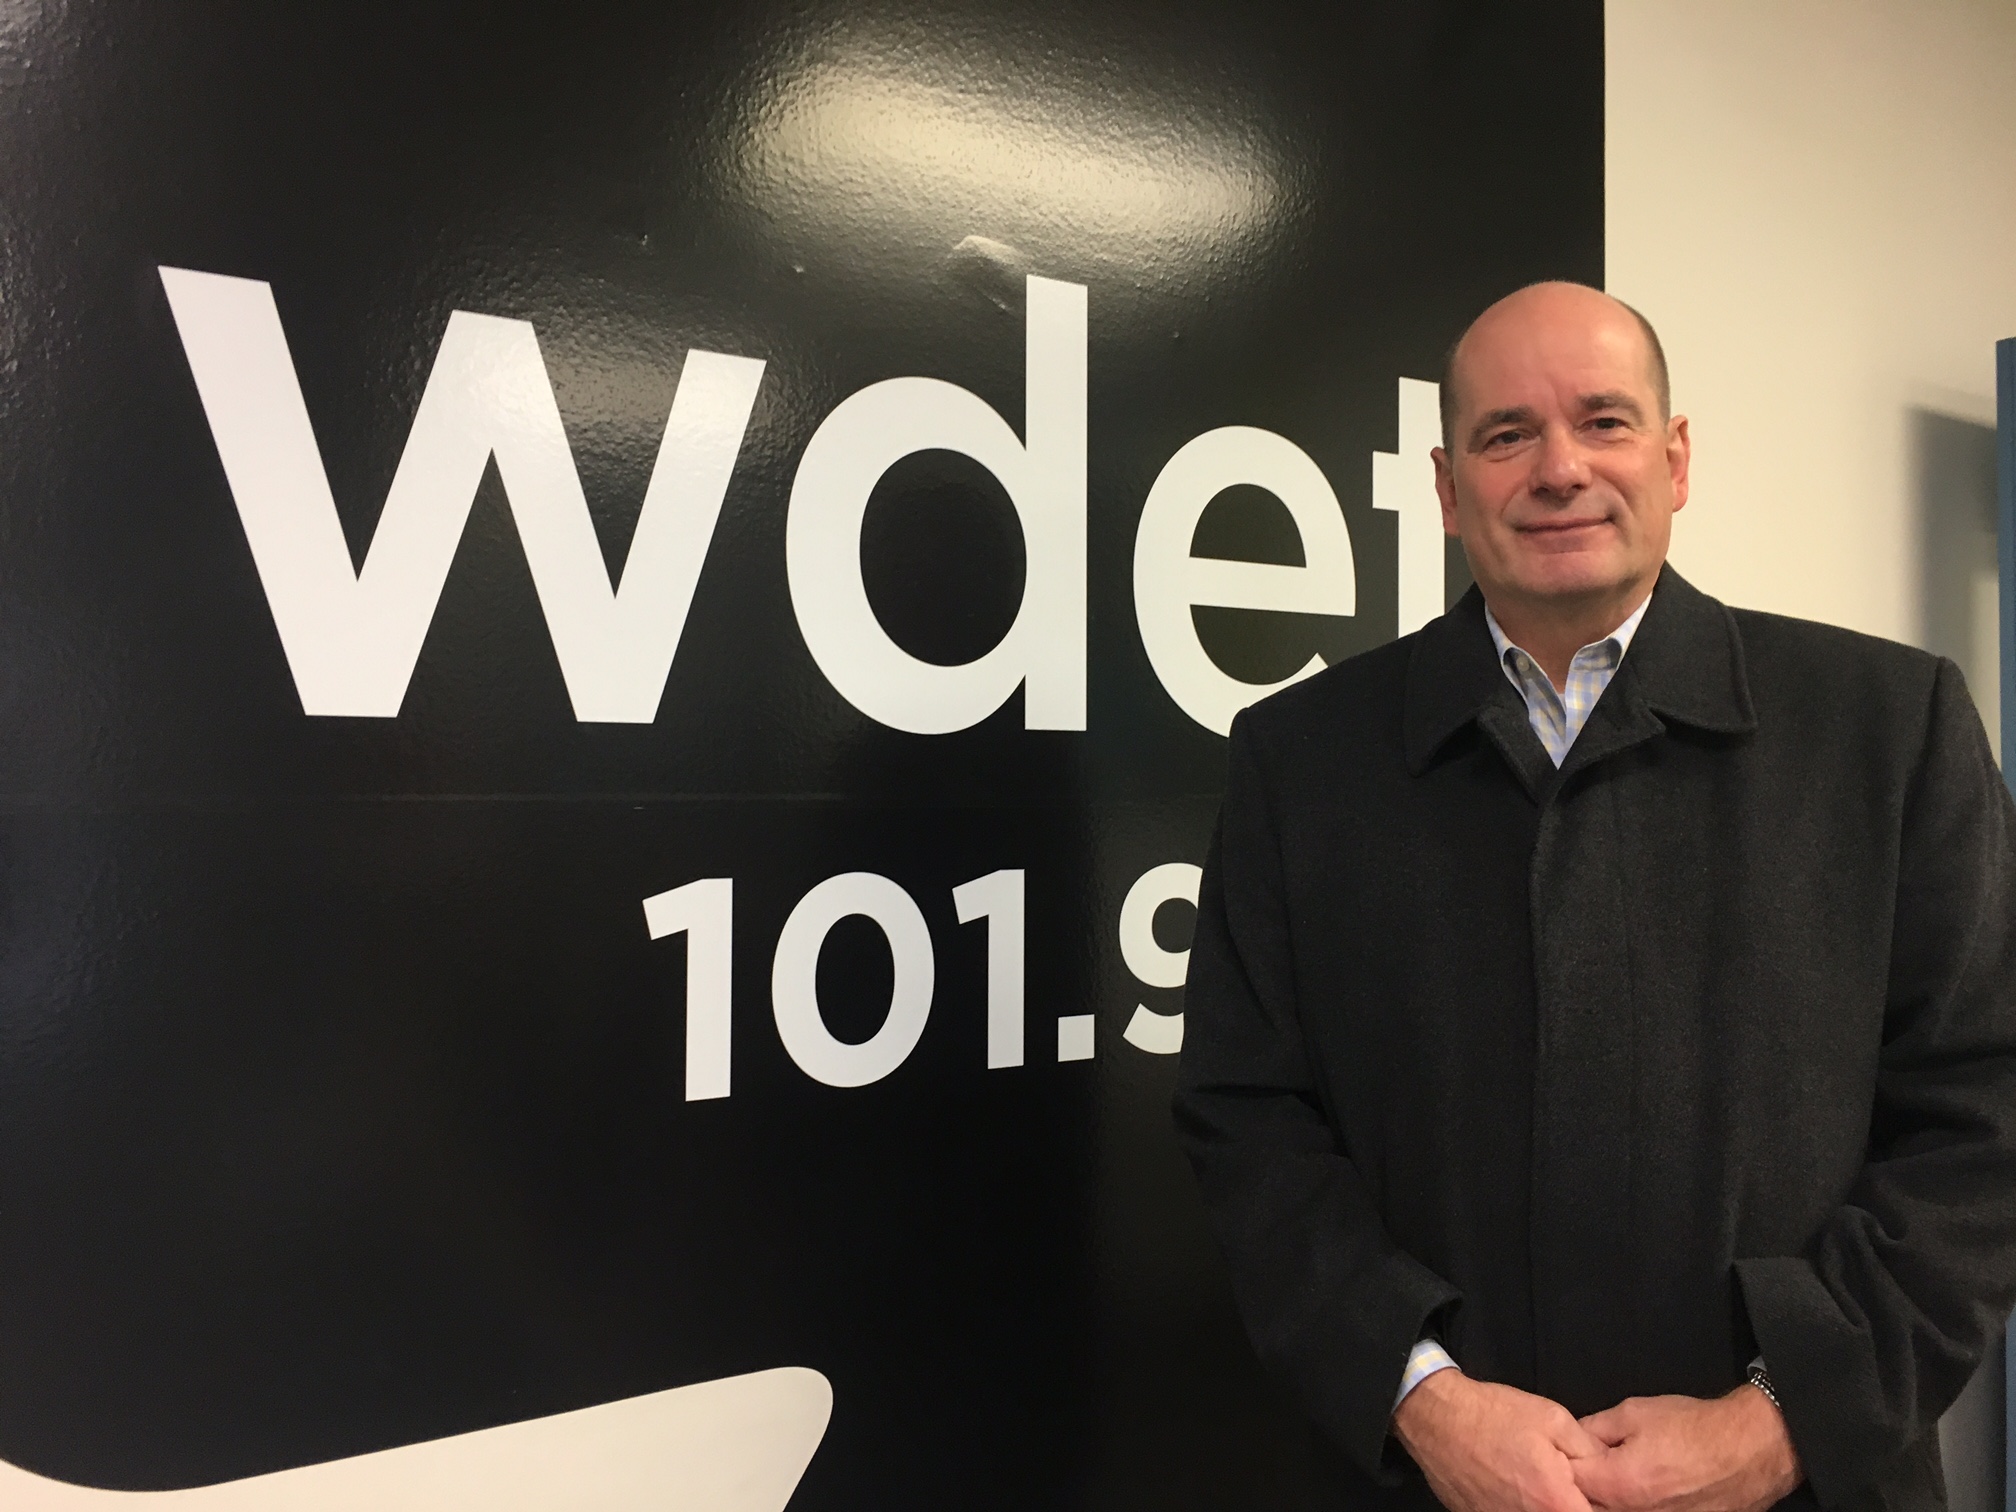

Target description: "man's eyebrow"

left=1578, top=391, right=1646, bottom=421
left=1466, top=406, right=1539, bottom=449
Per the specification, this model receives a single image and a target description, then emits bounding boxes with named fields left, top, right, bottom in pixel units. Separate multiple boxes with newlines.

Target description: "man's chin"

left=1506, top=563, right=1639, bottom=605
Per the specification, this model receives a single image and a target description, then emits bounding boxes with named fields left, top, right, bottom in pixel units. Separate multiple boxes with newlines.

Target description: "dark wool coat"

left=1173, top=568, right=2016, bottom=1512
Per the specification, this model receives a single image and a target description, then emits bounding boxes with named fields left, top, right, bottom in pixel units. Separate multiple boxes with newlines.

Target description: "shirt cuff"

left=1394, top=1338, right=1458, bottom=1411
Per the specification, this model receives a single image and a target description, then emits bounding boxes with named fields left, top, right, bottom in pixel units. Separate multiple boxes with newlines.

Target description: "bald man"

left=1174, top=283, right=2016, bottom=1512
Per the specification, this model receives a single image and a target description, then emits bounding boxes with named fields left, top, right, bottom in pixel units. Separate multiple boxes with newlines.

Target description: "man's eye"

left=1486, top=430, right=1522, bottom=447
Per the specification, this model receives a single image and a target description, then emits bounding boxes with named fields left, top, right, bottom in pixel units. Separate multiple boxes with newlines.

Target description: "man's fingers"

left=1577, top=1403, right=1633, bottom=1447
left=1543, top=1454, right=1600, bottom=1512
left=1569, top=1448, right=1631, bottom=1507
left=1549, top=1407, right=1610, bottom=1458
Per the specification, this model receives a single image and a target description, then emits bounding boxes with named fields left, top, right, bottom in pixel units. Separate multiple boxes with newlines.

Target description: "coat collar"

left=1402, top=564, right=1757, bottom=779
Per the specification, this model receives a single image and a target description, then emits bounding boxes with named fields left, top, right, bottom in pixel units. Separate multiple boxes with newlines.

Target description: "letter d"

left=786, top=277, right=1086, bottom=734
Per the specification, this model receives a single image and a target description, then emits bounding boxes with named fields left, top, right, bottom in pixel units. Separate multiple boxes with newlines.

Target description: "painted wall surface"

left=1606, top=0, right=2016, bottom=755
left=0, top=2, right=1600, bottom=1507
left=1607, top=6, right=2016, bottom=1507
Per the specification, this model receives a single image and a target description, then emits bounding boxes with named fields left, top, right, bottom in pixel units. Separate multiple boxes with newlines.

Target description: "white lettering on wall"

left=1118, top=862, right=1199, bottom=1054
left=952, top=868, right=1026, bottom=1069
left=159, top=266, right=765, bottom=722
left=770, top=872, right=936, bottom=1088
left=1132, top=426, right=1356, bottom=736
left=642, top=877, right=736, bottom=1101
left=1372, top=377, right=1445, bottom=636
left=1056, top=1014, right=1095, bottom=1062
left=646, top=867, right=1129, bottom=1086
left=785, top=276, right=1087, bottom=734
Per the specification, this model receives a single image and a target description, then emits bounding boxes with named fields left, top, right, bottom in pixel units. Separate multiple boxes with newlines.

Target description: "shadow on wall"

left=1914, top=407, right=2000, bottom=759
left=1942, top=1350, right=2005, bottom=1512
left=1913, top=405, right=2006, bottom=1512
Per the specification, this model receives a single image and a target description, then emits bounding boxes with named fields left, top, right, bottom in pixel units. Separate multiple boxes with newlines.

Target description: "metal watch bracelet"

left=1745, top=1362, right=1782, bottom=1412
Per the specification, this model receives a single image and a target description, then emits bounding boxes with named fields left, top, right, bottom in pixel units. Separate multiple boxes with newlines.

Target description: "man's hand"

left=1571, top=1388, right=1801, bottom=1512
left=1394, top=1369, right=1606, bottom=1512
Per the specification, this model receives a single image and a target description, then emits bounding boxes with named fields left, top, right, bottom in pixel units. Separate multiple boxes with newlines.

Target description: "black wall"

left=0, top=2, right=1603, bottom=1505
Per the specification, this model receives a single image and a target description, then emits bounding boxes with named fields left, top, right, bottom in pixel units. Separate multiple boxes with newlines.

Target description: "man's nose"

left=1531, top=426, right=1591, bottom=498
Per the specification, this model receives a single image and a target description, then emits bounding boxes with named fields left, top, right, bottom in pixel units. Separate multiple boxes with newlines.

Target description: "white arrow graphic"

left=0, top=1366, right=831, bottom=1512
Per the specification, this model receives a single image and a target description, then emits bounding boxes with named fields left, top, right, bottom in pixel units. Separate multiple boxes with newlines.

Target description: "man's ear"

left=1666, top=415, right=1691, bottom=513
left=1433, top=448, right=1461, bottom=536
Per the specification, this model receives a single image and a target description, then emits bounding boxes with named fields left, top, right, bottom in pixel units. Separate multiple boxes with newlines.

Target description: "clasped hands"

left=1392, top=1368, right=1802, bottom=1512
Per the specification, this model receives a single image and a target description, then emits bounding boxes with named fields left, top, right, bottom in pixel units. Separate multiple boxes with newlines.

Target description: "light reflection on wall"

left=725, top=32, right=1299, bottom=294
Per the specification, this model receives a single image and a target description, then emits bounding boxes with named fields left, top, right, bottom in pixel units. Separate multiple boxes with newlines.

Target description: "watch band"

left=1746, top=1361, right=1782, bottom=1412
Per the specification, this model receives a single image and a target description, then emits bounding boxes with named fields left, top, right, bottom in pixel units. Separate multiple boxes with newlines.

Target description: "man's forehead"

left=1454, top=302, right=1657, bottom=403
left=1437, top=281, right=1672, bottom=444
left=1464, top=304, right=1642, bottom=370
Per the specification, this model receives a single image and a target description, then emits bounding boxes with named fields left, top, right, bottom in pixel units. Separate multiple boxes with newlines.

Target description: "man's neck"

left=1482, top=583, right=1654, bottom=693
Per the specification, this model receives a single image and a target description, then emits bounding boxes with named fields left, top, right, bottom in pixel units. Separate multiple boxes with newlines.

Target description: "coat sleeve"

left=1172, top=709, right=1461, bottom=1479
left=1737, top=658, right=2016, bottom=1509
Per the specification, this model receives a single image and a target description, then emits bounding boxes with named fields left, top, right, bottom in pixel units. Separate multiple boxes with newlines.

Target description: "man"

left=1173, top=282, right=2016, bottom=1512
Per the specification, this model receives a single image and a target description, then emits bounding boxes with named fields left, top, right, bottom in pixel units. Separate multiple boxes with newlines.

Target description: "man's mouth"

left=1517, top=518, right=1612, bottom=538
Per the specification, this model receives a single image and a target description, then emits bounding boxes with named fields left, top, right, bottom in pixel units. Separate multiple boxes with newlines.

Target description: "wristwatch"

left=1746, top=1361, right=1783, bottom=1412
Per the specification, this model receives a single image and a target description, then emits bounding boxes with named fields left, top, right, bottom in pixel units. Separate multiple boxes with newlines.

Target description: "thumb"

left=1552, top=1470, right=1598, bottom=1512
left=1553, top=1412, right=1608, bottom=1459
left=1571, top=1446, right=1626, bottom=1505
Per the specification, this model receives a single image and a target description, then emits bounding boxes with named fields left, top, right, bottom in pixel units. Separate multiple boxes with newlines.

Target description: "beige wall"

left=1607, top=0, right=2016, bottom=753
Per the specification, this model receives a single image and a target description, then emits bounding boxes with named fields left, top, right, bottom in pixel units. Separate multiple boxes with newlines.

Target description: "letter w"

left=159, top=267, right=765, bottom=721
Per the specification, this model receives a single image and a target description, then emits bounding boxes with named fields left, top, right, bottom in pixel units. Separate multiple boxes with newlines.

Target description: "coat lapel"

left=1562, top=567, right=1758, bottom=781
left=1403, top=586, right=1556, bottom=801
left=1404, top=566, right=1758, bottom=794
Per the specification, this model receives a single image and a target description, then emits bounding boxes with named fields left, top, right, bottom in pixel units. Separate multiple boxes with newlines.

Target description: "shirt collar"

left=1481, top=591, right=1652, bottom=676
left=1400, top=566, right=1759, bottom=778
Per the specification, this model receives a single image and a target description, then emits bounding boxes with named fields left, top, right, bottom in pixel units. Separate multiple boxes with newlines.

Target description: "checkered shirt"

left=1394, top=1339, right=1458, bottom=1409
left=1484, top=595, right=1651, bottom=767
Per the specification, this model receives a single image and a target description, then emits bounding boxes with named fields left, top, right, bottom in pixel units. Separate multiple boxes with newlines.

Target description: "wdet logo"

left=157, top=265, right=1448, bottom=1096
left=160, top=266, right=1443, bottom=740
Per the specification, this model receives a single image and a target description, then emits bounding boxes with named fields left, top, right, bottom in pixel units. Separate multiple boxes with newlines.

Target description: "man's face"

left=1432, top=284, right=1689, bottom=615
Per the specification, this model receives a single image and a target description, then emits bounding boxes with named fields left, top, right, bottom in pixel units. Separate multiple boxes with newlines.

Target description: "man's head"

left=1432, top=281, right=1688, bottom=632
